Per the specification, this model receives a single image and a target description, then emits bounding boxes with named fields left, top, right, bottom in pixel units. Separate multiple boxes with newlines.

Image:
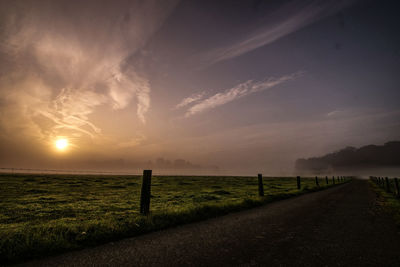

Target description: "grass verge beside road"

left=369, top=180, right=400, bottom=225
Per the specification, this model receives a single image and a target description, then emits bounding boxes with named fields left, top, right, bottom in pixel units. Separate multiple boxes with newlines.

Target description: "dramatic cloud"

left=0, top=0, right=398, bottom=175
left=183, top=72, right=303, bottom=117
left=0, top=0, right=178, bottom=142
left=198, top=0, right=357, bottom=67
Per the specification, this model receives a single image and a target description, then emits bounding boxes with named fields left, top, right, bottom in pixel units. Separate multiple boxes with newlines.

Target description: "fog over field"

left=0, top=0, right=399, bottom=175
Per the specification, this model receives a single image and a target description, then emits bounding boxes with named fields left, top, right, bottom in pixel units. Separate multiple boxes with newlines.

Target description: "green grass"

left=369, top=178, right=400, bottom=225
left=0, top=173, right=348, bottom=263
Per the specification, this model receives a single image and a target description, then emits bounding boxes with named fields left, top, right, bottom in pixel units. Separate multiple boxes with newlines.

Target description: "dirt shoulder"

left=22, top=180, right=400, bottom=266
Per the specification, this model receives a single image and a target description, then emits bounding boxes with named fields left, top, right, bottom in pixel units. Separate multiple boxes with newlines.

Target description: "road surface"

left=22, top=180, right=400, bottom=266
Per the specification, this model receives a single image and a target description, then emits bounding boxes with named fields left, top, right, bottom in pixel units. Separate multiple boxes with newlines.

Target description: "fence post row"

left=392, top=178, right=398, bottom=196
left=385, top=177, right=391, bottom=193
left=370, top=176, right=400, bottom=198
left=258, top=173, right=264, bottom=196
left=140, top=169, right=152, bottom=215
left=395, top=178, right=400, bottom=197
left=297, top=176, right=301, bottom=189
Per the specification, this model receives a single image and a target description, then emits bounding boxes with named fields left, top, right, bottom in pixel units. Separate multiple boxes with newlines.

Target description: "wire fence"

left=0, top=167, right=230, bottom=176
left=370, top=176, right=400, bottom=197
left=0, top=167, right=137, bottom=175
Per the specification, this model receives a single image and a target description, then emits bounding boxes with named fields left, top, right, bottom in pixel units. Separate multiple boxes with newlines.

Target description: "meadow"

left=369, top=177, right=400, bottom=225
left=0, top=173, right=346, bottom=263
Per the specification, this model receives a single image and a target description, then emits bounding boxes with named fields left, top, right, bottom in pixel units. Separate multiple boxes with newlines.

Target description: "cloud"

left=175, top=92, right=206, bottom=109
left=41, top=88, right=108, bottom=138
left=0, top=0, right=179, bottom=142
left=326, top=110, right=345, bottom=118
left=197, top=0, right=357, bottom=67
left=184, top=72, right=303, bottom=117
left=107, top=67, right=151, bottom=123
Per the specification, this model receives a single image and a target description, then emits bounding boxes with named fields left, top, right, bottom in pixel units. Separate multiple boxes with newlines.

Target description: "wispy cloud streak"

left=198, top=0, right=356, bottom=67
left=175, top=92, right=206, bottom=109
left=184, top=72, right=303, bottom=117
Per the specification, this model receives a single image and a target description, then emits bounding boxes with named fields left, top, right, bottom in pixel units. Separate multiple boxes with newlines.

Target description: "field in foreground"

left=0, top=173, right=346, bottom=263
left=24, top=179, right=400, bottom=267
left=369, top=178, right=400, bottom=225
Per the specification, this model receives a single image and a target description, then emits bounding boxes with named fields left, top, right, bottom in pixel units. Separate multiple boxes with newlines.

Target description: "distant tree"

left=295, top=141, right=400, bottom=173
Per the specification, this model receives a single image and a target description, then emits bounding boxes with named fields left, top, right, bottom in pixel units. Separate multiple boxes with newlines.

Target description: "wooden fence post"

left=297, top=176, right=301, bottom=189
left=258, top=173, right=264, bottom=196
left=315, top=176, right=319, bottom=187
left=332, top=176, right=335, bottom=185
left=385, top=177, right=391, bottom=193
left=326, top=176, right=328, bottom=184
left=394, top=178, right=399, bottom=197
left=140, top=170, right=152, bottom=215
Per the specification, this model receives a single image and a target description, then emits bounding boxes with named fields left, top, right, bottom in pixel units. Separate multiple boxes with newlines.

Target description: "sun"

left=55, top=138, right=69, bottom=151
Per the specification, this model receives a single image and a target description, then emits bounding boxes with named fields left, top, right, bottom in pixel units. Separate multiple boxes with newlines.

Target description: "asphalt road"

left=22, top=180, right=400, bottom=266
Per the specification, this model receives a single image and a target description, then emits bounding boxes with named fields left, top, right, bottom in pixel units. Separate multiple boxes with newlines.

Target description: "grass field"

left=0, top=173, right=347, bottom=263
left=369, top=178, right=400, bottom=225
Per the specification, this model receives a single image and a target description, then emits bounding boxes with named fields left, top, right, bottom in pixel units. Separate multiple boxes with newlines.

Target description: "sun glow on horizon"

left=55, top=138, right=69, bottom=151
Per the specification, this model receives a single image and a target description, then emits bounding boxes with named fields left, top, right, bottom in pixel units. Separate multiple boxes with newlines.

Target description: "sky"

left=0, top=0, right=399, bottom=175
